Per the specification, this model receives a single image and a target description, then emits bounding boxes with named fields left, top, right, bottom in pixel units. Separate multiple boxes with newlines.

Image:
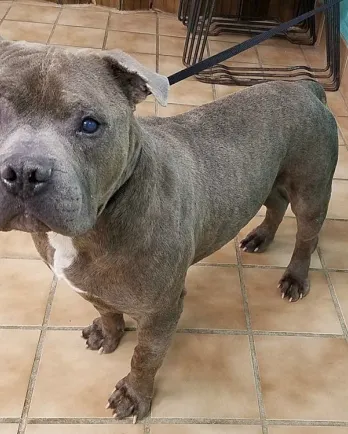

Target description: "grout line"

left=267, top=419, right=348, bottom=427
left=24, top=416, right=348, bottom=427
left=27, top=417, right=140, bottom=425
left=0, top=418, right=21, bottom=424
left=17, top=277, right=58, bottom=434
left=26, top=417, right=262, bottom=425
left=1, top=324, right=344, bottom=338
left=0, top=258, right=346, bottom=272
left=102, top=10, right=111, bottom=50
left=14, top=416, right=348, bottom=427
left=154, top=12, right=159, bottom=117
left=1, top=257, right=347, bottom=272
left=46, top=4, right=62, bottom=45
left=7, top=415, right=348, bottom=427
left=317, top=246, right=348, bottom=341
left=206, top=40, right=217, bottom=101
left=234, top=239, right=268, bottom=434
left=0, top=2, right=12, bottom=25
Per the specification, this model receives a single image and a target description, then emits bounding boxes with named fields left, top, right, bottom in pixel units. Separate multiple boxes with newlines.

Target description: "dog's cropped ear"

left=101, top=50, right=169, bottom=107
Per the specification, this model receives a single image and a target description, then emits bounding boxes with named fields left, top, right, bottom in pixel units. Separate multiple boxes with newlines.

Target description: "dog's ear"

left=101, top=50, right=169, bottom=107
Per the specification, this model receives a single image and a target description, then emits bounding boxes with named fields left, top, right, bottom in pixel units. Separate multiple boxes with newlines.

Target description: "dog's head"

left=0, top=41, right=169, bottom=235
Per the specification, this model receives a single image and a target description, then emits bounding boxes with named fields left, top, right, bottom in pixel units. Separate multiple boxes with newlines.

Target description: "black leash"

left=168, top=0, right=342, bottom=86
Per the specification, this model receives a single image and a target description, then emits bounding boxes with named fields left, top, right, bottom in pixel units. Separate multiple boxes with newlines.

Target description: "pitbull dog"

left=0, top=40, right=338, bottom=421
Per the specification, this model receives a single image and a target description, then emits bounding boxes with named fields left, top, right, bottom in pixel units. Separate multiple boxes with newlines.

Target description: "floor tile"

left=158, top=103, right=194, bottom=117
left=49, top=280, right=135, bottom=328
left=215, top=85, right=247, bottom=99
left=159, top=35, right=185, bottom=57
left=210, top=40, right=259, bottom=64
left=151, top=426, right=262, bottom=434
left=106, top=30, right=156, bottom=54
left=50, top=25, right=105, bottom=48
left=0, top=2, right=11, bottom=20
left=51, top=45, right=102, bottom=53
left=167, top=80, right=214, bottom=105
left=335, top=146, right=348, bottom=179
left=302, top=45, right=327, bottom=68
left=238, top=217, right=322, bottom=268
left=336, top=116, right=348, bottom=143
left=259, top=38, right=302, bottom=49
left=127, top=52, right=156, bottom=71
left=269, top=428, right=348, bottom=434
left=0, top=330, right=39, bottom=417
left=200, top=240, right=237, bottom=264
left=158, top=55, right=191, bottom=79
left=26, top=425, right=143, bottom=434
left=329, top=271, right=348, bottom=326
left=209, top=33, right=250, bottom=43
left=244, top=268, right=341, bottom=333
left=180, top=266, right=245, bottom=330
left=255, top=335, right=348, bottom=420
left=6, top=4, right=59, bottom=23
left=158, top=15, right=187, bottom=37
left=152, top=334, right=259, bottom=419
left=0, top=231, right=39, bottom=259
left=109, top=12, right=156, bottom=34
left=58, top=8, right=108, bottom=29
left=135, top=101, right=155, bottom=117
left=257, top=45, right=307, bottom=67
left=0, top=20, right=53, bottom=43
left=326, top=91, right=348, bottom=117
left=30, top=331, right=136, bottom=417
left=0, top=425, right=18, bottom=434
left=0, top=259, right=52, bottom=325
left=320, top=220, right=348, bottom=269
left=327, top=180, right=348, bottom=219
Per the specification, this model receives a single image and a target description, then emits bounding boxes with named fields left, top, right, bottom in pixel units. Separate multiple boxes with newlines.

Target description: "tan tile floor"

left=0, top=1, right=348, bottom=433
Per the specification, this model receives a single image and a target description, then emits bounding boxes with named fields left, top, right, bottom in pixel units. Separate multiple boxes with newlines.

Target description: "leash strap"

left=168, top=0, right=342, bottom=85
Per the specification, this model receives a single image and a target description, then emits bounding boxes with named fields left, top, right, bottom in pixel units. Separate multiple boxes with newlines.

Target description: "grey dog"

left=0, top=40, right=338, bottom=421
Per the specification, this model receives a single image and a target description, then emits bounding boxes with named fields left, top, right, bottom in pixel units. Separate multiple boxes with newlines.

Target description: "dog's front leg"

left=107, top=291, right=184, bottom=421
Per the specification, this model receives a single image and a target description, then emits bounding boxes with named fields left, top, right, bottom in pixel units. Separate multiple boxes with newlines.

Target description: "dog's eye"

left=81, top=118, right=100, bottom=134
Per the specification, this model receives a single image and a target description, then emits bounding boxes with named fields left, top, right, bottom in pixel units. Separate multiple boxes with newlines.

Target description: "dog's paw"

left=106, top=376, right=151, bottom=422
left=240, top=226, right=274, bottom=253
left=82, top=318, right=123, bottom=354
left=278, top=272, right=310, bottom=302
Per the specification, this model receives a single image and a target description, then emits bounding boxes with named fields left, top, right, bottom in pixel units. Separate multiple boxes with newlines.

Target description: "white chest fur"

left=48, top=232, right=86, bottom=294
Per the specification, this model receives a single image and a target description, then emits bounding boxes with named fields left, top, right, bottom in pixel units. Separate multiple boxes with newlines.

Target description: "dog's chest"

left=48, top=232, right=86, bottom=294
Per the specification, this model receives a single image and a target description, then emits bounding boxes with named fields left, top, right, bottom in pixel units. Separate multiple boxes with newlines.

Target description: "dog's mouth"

left=7, top=212, right=51, bottom=233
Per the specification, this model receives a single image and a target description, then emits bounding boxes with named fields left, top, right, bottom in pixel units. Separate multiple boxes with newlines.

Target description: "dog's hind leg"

left=278, top=186, right=331, bottom=302
left=240, top=184, right=289, bottom=253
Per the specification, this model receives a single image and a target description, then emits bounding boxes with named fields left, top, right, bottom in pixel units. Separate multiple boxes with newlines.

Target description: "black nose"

left=0, top=158, right=53, bottom=197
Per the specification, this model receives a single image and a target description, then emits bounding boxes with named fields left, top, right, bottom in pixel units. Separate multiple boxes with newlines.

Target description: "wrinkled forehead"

left=0, top=42, right=118, bottom=120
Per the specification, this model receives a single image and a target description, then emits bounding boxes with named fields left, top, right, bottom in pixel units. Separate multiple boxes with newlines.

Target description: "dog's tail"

left=297, top=80, right=327, bottom=105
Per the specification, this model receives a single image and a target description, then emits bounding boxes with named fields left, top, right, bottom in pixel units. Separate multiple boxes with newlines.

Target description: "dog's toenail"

left=300, top=293, right=303, bottom=299
left=133, top=415, right=138, bottom=424
left=98, top=347, right=104, bottom=355
left=289, top=297, right=293, bottom=302
left=281, top=292, right=285, bottom=299
left=105, top=402, right=111, bottom=409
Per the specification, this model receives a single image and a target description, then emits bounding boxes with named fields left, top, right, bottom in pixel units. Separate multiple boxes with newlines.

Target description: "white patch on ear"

left=103, top=49, right=169, bottom=107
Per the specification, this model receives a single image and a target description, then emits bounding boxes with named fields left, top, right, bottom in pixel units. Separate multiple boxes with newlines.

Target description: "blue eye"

left=81, top=118, right=99, bottom=134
